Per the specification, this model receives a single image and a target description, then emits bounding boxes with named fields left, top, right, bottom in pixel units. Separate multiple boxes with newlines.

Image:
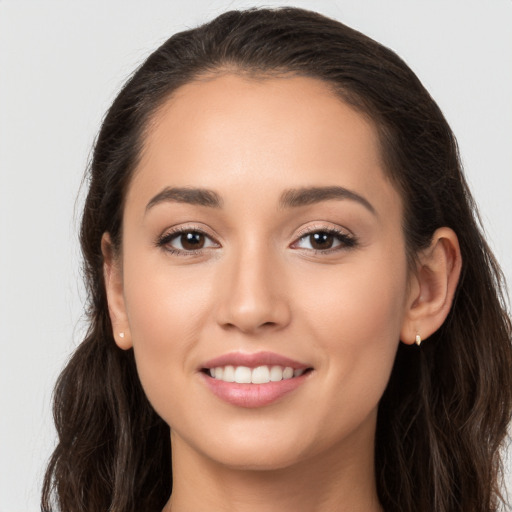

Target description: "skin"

left=103, top=74, right=461, bottom=512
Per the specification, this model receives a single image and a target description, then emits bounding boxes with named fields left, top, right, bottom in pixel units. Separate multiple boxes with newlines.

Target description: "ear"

left=101, top=232, right=132, bottom=350
left=400, top=227, right=462, bottom=345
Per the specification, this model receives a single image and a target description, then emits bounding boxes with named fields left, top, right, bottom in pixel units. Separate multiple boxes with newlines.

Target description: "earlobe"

left=400, top=227, right=462, bottom=345
left=101, top=232, right=133, bottom=350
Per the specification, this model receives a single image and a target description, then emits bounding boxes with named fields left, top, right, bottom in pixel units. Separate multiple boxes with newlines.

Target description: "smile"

left=207, top=365, right=306, bottom=384
left=200, top=352, right=313, bottom=407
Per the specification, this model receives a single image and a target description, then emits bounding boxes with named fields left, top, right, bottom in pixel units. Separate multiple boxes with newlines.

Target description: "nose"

left=214, top=244, right=291, bottom=334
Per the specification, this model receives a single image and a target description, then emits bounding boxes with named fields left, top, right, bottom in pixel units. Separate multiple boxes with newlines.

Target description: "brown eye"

left=308, top=232, right=334, bottom=250
left=179, top=232, right=205, bottom=250
left=293, top=229, right=356, bottom=253
left=158, top=229, right=219, bottom=254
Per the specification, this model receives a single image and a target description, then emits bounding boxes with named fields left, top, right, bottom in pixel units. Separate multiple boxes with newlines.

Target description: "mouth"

left=199, top=352, right=314, bottom=408
left=201, top=365, right=312, bottom=384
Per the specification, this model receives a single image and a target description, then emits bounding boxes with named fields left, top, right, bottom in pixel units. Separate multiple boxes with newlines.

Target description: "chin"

left=207, top=443, right=309, bottom=472
left=172, top=419, right=314, bottom=471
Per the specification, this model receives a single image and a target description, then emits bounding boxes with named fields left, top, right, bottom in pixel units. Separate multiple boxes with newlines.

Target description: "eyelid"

left=291, top=223, right=357, bottom=252
left=297, top=221, right=354, bottom=238
left=156, top=224, right=221, bottom=255
left=294, top=223, right=354, bottom=240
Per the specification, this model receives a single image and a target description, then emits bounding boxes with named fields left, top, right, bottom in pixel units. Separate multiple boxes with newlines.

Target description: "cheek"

left=298, top=250, right=408, bottom=405
left=121, top=255, right=215, bottom=419
left=302, top=251, right=406, bottom=338
left=125, top=270, right=200, bottom=347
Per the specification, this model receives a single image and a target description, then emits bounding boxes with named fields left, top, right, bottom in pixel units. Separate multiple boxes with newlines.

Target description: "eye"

left=292, top=228, right=357, bottom=252
left=157, top=229, right=219, bottom=254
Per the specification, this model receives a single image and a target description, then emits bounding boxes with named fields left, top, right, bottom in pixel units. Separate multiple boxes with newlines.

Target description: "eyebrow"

left=146, top=187, right=223, bottom=212
left=145, top=185, right=375, bottom=215
left=279, top=186, right=376, bottom=215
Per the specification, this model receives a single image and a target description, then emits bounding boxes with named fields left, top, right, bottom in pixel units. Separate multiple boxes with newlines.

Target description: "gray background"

left=1, top=1, right=511, bottom=510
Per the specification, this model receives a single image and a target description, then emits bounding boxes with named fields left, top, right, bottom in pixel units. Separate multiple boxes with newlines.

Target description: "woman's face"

left=114, top=74, right=413, bottom=470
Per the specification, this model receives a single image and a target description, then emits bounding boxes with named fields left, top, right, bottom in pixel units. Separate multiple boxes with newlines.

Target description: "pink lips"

left=202, top=351, right=309, bottom=370
left=200, top=351, right=312, bottom=408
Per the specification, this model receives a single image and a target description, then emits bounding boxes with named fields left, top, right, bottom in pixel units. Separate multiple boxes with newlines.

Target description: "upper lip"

left=201, top=351, right=311, bottom=370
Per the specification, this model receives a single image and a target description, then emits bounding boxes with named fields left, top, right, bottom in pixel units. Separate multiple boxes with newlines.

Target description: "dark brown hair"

left=42, top=7, right=512, bottom=512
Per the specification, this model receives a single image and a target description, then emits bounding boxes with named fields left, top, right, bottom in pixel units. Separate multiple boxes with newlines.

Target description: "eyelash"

left=156, top=226, right=218, bottom=256
left=293, top=226, right=358, bottom=254
left=156, top=225, right=358, bottom=256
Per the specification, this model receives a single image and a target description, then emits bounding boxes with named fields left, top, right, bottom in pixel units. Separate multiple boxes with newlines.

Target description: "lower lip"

left=201, top=372, right=310, bottom=408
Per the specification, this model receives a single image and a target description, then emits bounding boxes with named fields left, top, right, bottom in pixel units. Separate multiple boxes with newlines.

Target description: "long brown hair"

left=42, top=8, right=512, bottom=512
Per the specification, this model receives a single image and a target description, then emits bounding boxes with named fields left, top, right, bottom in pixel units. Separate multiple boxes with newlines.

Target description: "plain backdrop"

left=1, top=1, right=511, bottom=510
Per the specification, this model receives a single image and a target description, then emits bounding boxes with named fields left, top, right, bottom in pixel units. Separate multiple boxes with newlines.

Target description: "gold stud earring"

left=119, top=332, right=125, bottom=338
left=415, top=334, right=422, bottom=346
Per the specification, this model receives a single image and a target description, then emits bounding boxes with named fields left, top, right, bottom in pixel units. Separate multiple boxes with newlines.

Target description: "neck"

left=164, top=420, right=383, bottom=512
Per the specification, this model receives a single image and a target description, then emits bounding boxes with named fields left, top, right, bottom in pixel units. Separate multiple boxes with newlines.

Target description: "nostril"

left=220, top=320, right=279, bottom=333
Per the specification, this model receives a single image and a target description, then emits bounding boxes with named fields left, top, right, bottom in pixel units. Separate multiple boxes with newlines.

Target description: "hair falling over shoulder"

left=42, top=7, right=512, bottom=512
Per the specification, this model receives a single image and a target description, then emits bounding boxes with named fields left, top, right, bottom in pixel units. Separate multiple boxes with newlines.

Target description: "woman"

left=41, top=7, right=512, bottom=512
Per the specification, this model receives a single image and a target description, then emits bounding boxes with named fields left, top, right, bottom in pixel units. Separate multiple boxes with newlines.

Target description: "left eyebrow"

left=278, top=186, right=376, bottom=215
left=145, top=186, right=223, bottom=213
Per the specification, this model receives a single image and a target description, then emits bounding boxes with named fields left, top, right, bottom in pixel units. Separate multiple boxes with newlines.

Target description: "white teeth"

left=251, top=366, right=270, bottom=384
left=223, top=365, right=235, bottom=382
left=208, top=365, right=305, bottom=384
left=283, top=367, right=294, bottom=380
left=269, top=365, right=283, bottom=382
left=234, top=366, right=252, bottom=384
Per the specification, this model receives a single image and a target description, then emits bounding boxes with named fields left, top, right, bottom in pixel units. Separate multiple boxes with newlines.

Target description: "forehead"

left=128, top=73, right=400, bottom=217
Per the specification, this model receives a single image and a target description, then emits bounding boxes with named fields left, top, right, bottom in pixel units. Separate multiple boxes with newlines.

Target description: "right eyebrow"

left=145, top=187, right=223, bottom=213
